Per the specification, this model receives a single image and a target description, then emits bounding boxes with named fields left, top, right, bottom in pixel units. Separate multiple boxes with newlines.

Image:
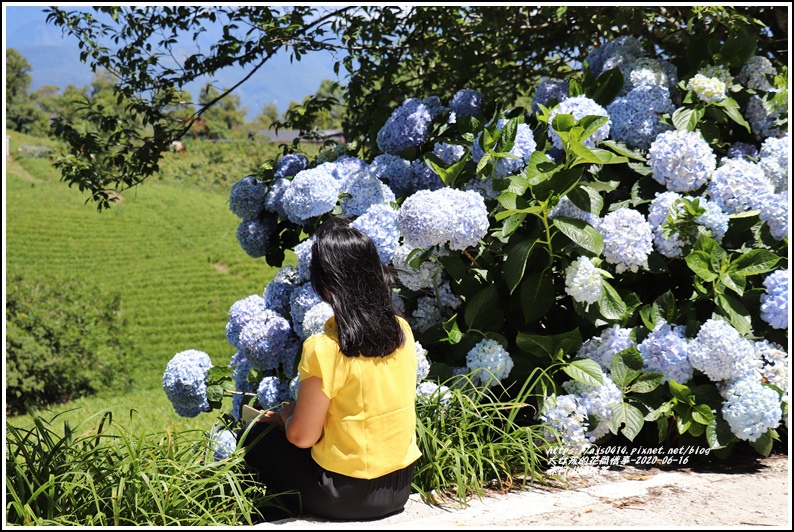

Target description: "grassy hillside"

left=5, top=132, right=294, bottom=432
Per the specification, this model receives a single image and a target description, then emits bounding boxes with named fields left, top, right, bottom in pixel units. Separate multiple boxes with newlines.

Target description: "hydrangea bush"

left=165, top=35, right=788, bottom=462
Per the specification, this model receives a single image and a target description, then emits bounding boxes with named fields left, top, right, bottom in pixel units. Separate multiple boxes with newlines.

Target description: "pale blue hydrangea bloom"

left=281, top=165, right=341, bottom=224
left=745, top=94, right=785, bottom=141
left=648, top=130, right=716, bottom=192
left=727, top=142, right=759, bottom=161
left=606, top=84, right=674, bottom=150
left=706, top=158, right=773, bottom=214
left=263, top=265, right=298, bottom=316
left=548, top=196, right=600, bottom=227
left=416, top=341, right=430, bottom=384
left=760, top=270, right=789, bottom=330
left=410, top=159, right=446, bottom=193
left=433, top=142, right=466, bottom=165
left=416, top=381, right=452, bottom=405
left=463, top=174, right=500, bottom=202
left=450, top=89, right=484, bottom=117
left=564, top=256, right=605, bottom=306
left=301, top=302, right=334, bottom=339
left=351, top=204, right=400, bottom=263
left=686, top=74, right=727, bottom=103
left=289, top=283, right=323, bottom=338
left=531, top=78, right=569, bottom=114
left=163, top=350, right=213, bottom=418
left=411, top=296, right=442, bottom=333
left=257, top=375, right=285, bottom=410
left=330, top=155, right=369, bottom=182
left=598, top=208, right=653, bottom=273
left=229, top=176, right=268, bottom=220
left=700, top=64, right=733, bottom=86
left=340, top=172, right=396, bottom=217
left=226, top=294, right=267, bottom=349
left=647, top=191, right=686, bottom=258
left=695, top=197, right=730, bottom=243
left=391, top=244, right=443, bottom=291
left=236, top=216, right=277, bottom=258
left=577, top=325, right=635, bottom=373
left=757, top=192, right=789, bottom=241
left=758, top=134, right=789, bottom=193
left=540, top=394, right=590, bottom=454
left=212, top=429, right=238, bottom=461
left=370, top=154, right=415, bottom=198
left=721, top=376, right=782, bottom=441
left=637, top=321, right=693, bottom=384
left=264, top=177, right=291, bottom=219
left=547, top=96, right=611, bottom=149
left=397, top=188, right=489, bottom=251
left=239, top=310, right=299, bottom=371
left=274, top=153, right=309, bottom=179
left=585, top=36, right=646, bottom=79
left=737, top=56, right=776, bottom=91
left=288, top=374, right=301, bottom=401
left=623, top=57, right=678, bottom=95
left=230, top=352, right=255, bottom=419
left=754, top=340, right=789, bottom=402
left=688, top=319, right=757, bottom=381
left=472, top=118, right=537, bottom=179
left=466, top=339, right=514, bottom=387
left=294, top=236, right=314, bottom=283
left=391, top=290, right=406, bottom=317
left=422, top=96, right=447, bottom=119
left=377, top=98, right=434, bottom=155
left=562, top=376, right=623, bottom=441
left=436, top=280, right=463, bottom=311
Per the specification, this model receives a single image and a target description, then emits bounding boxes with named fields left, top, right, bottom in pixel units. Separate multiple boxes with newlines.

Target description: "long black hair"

left=310, top=216, right=405, bottom=358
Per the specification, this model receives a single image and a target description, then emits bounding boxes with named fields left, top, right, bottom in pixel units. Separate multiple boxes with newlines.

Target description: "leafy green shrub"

left=5, top=271, right=137, bottom=415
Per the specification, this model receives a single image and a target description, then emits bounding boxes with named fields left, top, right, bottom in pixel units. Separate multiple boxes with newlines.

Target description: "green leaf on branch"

left=590, top=67, right=624, bottom=106
left=464, top=285, right=503, bottom=331
left=424, top=151, right=468, bottom=187
left=668, top=380, right=693, bottom=403
left=691, top=403, right=714, bottom=425
left=685, top=250, right=718, bottom=281
left=516, top=328, right=581, bottom=360
left=551, top=113, right=575, bottom=133
left=728, top=249, right=781, bottom=276
left=597, top=281, right=627, bottom=322
left=530, top=166, right=584, bottom=202
left=629, top=372, right=664, bottom=394
left=503, top=239, right=537, bottom=294
left=715, top=294, right=752, bottom=335
left=611, top=402, right=645, bottom=441
left=714, top=97, right=751, bottom=132
left=706, top=415, right=737, bottom=450
left=519, top=271, right=555, bottom=323
left=609, top=347, right=644, bottom=388
left=562, top=358, right=604, bottom=386
left=750, top=430, right=773, bottom=457
left=566, top=185, right=603, bottom=217
left=651, top=290, right=678, bottom=327
left=672, top=106, right=705, bottom=132
left=552, top=217, right=604, bottom=255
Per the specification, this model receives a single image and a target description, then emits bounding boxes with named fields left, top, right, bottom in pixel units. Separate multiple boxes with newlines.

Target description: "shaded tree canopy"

left=44, top=5, right=788, bottom=209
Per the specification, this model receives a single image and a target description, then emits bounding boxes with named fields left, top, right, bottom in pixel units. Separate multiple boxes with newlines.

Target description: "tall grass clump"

left=5, top=410, right=280, bottom=526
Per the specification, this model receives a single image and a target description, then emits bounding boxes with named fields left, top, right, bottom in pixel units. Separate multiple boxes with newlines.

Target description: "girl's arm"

left=282, top=376, right=330, bottom=448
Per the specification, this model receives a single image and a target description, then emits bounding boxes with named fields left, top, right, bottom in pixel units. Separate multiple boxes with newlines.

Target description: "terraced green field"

left=5, top=132, right=293, bottom=432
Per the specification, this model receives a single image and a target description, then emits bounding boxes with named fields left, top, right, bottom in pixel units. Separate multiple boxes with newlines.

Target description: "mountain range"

left=4, top=5, right=341, bottom=121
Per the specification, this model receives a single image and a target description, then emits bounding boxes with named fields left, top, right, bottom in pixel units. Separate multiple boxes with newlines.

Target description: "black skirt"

left=239, top=421, right=415, bottom=522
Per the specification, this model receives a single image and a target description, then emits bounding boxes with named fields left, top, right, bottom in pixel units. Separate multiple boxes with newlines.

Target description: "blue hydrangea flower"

left=727, top=142, right=759, bottom=161
left=416, top=341, right=430, bottom=384
left=466, top=339, right=514, bottom=387
left=695, top=197, right=730, bottom=243
left=585, top=36, right=646, bottom=79
left=163, top=349, right=213, bottom=418
left=351, top=204, right=400, bottom=263
left=706, top=158, right=773, bottom=214
left=547, top=96, right=611, bottom=149
left=274, top=153, right=309, bottom=179
left=562, top=376, right=623, bottom=441
left=377, top=98, right=434, bottom=155
left=637, top=321, right=693, bottom=384
left=433, top=142, right=466, bottom=165
left=606, top=84, right=674, bottom=150
left=263, top=265, right=299, bottom=316
left=239, top=310, right=299, bottom=371
left=257, top=375, right=285, bottom=410
left=416, top=381, right=452, bottom=405
left=745, top=94, right=785, bottom=141
left=758, top=134, right=789, bottom=193
left=754, top=340, right=789, bottom=402
left=760, top=269, right=788, bottom=330
left=264, top=177, right=291, bottom=219
left=230, top=352, right=256, bottom=419
left=688, top=319, right=757, bottom=381
left=370, top=154, right=415, bottom=198
left=700, top=64, right=734, bottom=86
left=564, top=256, right=606, bottom=306
left=397, top=188, right=489, bottom=251
left=236, top=216, right=277, bottom=258
left=211, top=428, right=238, bottom=461
left=339, top=171, right=396, bottom=217
left=410, top=159, right=446, bottom=193
left=472, top=118, right=537, bottom=179
left=226, top=295, right=267, bottom=349
left=411, top=295, right=443, bottom=333
left=289, top=283, right=323, bottom=338
left=757, top=192, right=789, bottom=241
left=531, top=78, right=569, bottom=114
left=548, top=196, right=600, bottom=227
left=721, top=376, right=782, bottom=442
left=598, top=208, right=653, bottom=273
left=737, top=56, right=776, bottom=91
left=686, top=74, right=727, bottom=103
left=330, top=155, right=369, bottom=182
left=577, top=325, right=635, bottom=373
left=450, top=89, right=484, bottom=117
left=229, top=176, right=268, bottom=220
left=391, top=243, right=443, bottom=291
left=540, top=394, right=590, bottom=454
left=281, top=165, right=341, bottom=224
left=648, top=130, right=716, bottom=192
left=623, top=57, right=678, bottom=95
left=294, top=236, right=314, bottom=283
left=647, top=191, right=686, bottom=258
left=301, top=302, right=334, bottom=339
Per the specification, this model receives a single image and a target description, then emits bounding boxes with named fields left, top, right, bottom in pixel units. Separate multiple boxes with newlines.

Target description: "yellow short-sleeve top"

left=297, top=315, right=422, bottom=480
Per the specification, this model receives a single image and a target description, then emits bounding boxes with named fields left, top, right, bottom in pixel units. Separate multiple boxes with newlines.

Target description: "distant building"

left=256, top=129, right=345, bottom=144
